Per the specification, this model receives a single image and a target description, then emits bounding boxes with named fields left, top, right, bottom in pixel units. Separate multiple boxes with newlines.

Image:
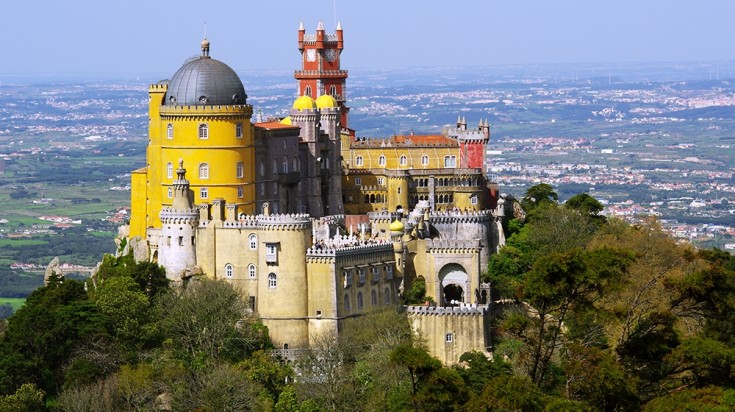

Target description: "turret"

left=158, top=160, right=199, bottom=280
left=316, top=21, right=324, bottom=49
left=336, top=21, right=344, bottom=49
left=298, top=21, right=305, bottom=50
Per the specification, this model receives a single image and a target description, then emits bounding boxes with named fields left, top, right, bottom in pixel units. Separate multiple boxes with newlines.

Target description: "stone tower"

left=157, top=160, right=199, bottom=280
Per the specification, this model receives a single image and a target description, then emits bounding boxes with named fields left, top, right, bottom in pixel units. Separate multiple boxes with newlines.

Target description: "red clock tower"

left=296, top=21, right=350, bottom=128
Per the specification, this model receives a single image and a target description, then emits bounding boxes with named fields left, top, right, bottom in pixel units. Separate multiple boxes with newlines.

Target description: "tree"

left=94, top=276, right=158, bottom=350
left=94, top=254, right=168, bottom=301
left=564, top=193, right=604, bottom=216
left=158, top=278, right=268, bottom=364
left=0, top=278, right=107, bottom=395
left=521, top=183, right=558, bottom=212
left=0, top=383, right=45, bottom=412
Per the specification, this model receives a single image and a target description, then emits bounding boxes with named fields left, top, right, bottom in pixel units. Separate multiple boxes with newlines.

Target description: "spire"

left=478, top=118, right=483, bottom=128
left=317, top=20, right=325, bottom=31
left=336, top=21, right=343, bottom=30
left=457, top=114, right=462, bottom=125
left=299, top=21, right=305, bottom=31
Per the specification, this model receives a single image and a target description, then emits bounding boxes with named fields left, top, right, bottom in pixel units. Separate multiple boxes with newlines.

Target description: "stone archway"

left=438, top=264, right=468, bottom=306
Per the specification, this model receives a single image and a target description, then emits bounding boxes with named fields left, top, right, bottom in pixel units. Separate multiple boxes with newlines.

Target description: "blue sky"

left=1, top=0, right=733, bottom=78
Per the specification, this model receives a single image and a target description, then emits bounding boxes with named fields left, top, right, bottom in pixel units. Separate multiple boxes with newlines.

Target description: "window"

left=357, top=292, right=364, bottom=310
left=266, top=243, right=278, bottom=263
left=305, top=85, right=312, bottom=97
left=372, top=266, right=380, bottom=283
left=259, top=160, right=265, bottom=176
left=199, top=163, right=209, bottom=179
left=400, top=155, right=408, bottom=166
left=356, top=156, right=364, bottom=166
left=198, top=123, right=209, bottom=139
left=371, top=290, right=377, bottom=306
left=236, top=123, right=243, bottom=138
left=359, top=268, right=366, bottom=284
left=200, top=187, right=208, bottom=199
left=249, top=296, right=256, bottom=311
left=445, top=333, right=454, bottom=343
left=236, top=162, right=244, bottom=178
left=330, top=85, right=337, bottom=96
left=249, top=234, right=257, bottom=250
left=354, top=177, right=361, bottom=186
left=282, top=156, right=288, bottom=173
left=225, top=264, right=233, bottom=278
left=343, top=270, right=353, bottom=287
left=471, top=195, right=478, bottom=205
left=167, top=187, right=172, bottom=199
left=167, top=162, right=174, bottom=179
left=237, top=186, right=244, bottom=198
left=293, top=157, right=299, bottom=172
left=167, top=123, right=173, bottom=139
left=248, top=264, right=256, bottom=279
left=421, top=155, right=429, bottom=166
left=384, top=288, right=391, bottom=304
left=378, top=155, right=386, bottom=166
left=386, top=265, right=393, bottom=280
left=272, top=159, right=278, bottom=175
left=377, top=177, right=384, bottom=186
left=397, top=187, right=401, bottom=195
left=268, top=273, right=277, bottom=288
left=444, top=155, right=456, bottom=168
left=344, top=294, right=351, bottom=311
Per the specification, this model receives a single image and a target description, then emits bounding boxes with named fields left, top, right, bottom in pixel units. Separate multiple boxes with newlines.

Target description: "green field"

left=0, top=298, right=26, bottom=311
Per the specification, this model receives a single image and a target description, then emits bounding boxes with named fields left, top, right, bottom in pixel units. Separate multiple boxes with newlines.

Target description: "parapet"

left=404, top=304, right=488, bottom=316
left=159, top=104, right=253, bottom=117
left=429, top=209, right=493, bottom=224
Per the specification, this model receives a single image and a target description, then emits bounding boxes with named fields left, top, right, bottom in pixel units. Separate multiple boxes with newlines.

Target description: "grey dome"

left=164, top=54, right=246, bottom=106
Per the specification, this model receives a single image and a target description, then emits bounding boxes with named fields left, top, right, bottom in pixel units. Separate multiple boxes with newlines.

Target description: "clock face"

left=325, top=49, right=336, bottom=62
left=306, top=49, right=317, bottom=62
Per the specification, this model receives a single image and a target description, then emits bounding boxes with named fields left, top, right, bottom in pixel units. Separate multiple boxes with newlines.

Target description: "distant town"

left=1, top=62, right=735, bottom=283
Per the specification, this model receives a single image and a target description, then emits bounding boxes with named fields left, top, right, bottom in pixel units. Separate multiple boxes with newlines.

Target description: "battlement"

left=429, top=209, right=493, bottom=224
left=306, top=241, right=393, bottom=258
left=149, top=83, right=169, bottom=92
left=160, top=207, right=199, bottom=225
left=201, top=213, right=312, bottom=230
left=404, top=304, right=488, bottom=316
left=159, top=104, right=253, bottom=117
left=294, top=70, right=348, bottom=79
left=425, top=238, right=482, bottom=251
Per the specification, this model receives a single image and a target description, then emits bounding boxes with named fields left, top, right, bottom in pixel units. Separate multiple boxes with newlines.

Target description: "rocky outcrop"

left=44, top=257, right=64, bottom=285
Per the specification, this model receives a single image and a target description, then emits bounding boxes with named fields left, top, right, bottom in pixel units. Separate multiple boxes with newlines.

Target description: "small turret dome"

left=315, top=94, right=338, bottom=109
left=280, top=116, right=292, bottom=125
left=293, top=95, right=317, bottom=110
left=389, top=219, right=404, bottom=233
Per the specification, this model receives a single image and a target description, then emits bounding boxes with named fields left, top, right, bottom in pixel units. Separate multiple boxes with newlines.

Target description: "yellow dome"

left=280, top=116, right=292, bottom=125
left=389, top=219, right=404, bottom=233
left=315, top=94, right=338, bottom=109
left=292, top=95, right=317, bottom=110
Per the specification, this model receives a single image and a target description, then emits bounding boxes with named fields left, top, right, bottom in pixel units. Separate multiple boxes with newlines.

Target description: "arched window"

left=378, top=155, right=386, bottom=166
left=282, top=156, right=288, bottom=174
left=272, top=159, right=278, bottom=175
left=167, top=123, right=173, bottom=139
left=259, top=160, right=265, bottom=176
left=330, top=85, right=337, bottom=96
left=167, top=162, right=173, bottom=179
left=198, top=123, right=209, bottom=139
left=248, top=264, right=256, bottom=279
left=248, top=234, right=257, bottom=250
left=355, top=156, right=364, bottom=166
left=293, top=157, right=299, bottom=172
left=357, top=292, right=364, bottom=309
left=371, top=290, right=377, bottom=306
left=199, top=163, right=209, bottom=179
left=305, top=85, right=312, bottom=97
left=384, top=288, right=391, bottom=304
left=421, top=155, right=429, bottom=166
left=400, top=155, right=407, bottom=166
left=167, top=187, right=172, bottom=198
left=237, top=186, right=244, bottom=198
left=236, top=162, right=244, bottom=178
left=200, top=188, right=208, bottom=199
left=225, top=264, right=233, bottom=278
left=344, top=294, right=351, bottom=311
left=268, top=273, right=277, bottom=288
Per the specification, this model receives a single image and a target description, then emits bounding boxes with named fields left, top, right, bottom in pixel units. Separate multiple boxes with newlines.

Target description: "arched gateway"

left=438, top=263, right=469, bottom=306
